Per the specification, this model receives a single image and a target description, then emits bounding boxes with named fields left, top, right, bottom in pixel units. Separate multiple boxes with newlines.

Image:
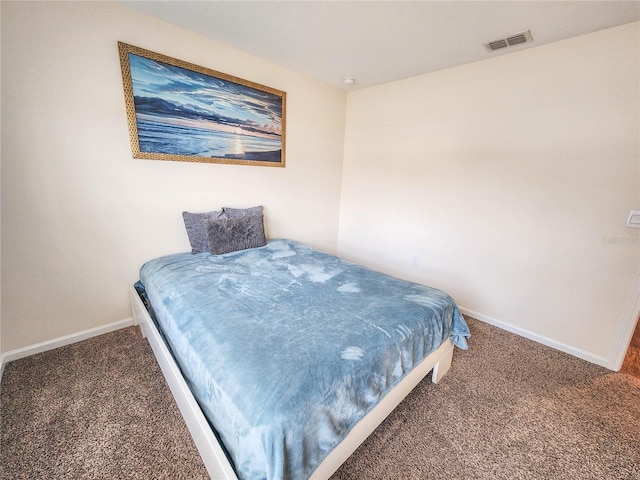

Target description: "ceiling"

left=122, top=1, right=640, bottom=90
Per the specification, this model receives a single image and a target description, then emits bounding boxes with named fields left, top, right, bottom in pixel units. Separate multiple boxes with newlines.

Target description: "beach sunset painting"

left=119, top=43, right=285, bottom=167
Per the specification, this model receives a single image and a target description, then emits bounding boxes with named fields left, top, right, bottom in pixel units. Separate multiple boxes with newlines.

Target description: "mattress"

left=139, top=239, right=470, bottom=480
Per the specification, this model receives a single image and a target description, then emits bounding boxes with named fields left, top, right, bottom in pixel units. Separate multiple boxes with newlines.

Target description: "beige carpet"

left=2, top=317, right=639, bottom=479
left=1, top=327, right=209, bottom=480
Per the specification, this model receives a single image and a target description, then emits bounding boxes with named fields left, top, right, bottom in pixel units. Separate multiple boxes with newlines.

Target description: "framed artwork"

left=118, top=42, right=286, bottom=167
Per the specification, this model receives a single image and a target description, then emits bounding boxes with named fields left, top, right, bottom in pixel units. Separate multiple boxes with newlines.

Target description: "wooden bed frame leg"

left=431, top=343, right=454, bottom=383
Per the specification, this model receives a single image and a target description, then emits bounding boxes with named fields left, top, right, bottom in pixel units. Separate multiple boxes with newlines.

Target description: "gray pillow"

left=182, top=210, right=222, bottom=253
left=206, top=214, right=266, bottom=255
left=220, top=205, right=263, bottom=219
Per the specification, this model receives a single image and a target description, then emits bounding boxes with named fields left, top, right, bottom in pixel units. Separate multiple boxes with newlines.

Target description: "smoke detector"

left=484, top=30, right=533, bottom=52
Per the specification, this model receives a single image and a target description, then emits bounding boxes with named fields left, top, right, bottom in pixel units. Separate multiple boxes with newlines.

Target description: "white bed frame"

left=130, top=284, right=455, bottom=480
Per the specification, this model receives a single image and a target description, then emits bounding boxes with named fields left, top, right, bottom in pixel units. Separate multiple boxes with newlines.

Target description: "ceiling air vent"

left=484, top=30, right=533, bottom=52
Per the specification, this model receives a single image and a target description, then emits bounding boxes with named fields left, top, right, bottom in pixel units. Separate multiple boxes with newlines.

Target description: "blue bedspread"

left=139, top=239, right=470, bottom=480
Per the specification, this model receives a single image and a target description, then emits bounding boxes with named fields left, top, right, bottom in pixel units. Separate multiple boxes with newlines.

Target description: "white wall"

left=1, top=1, right=346, bottom=351
left=339, top=23, right=640, bottom=366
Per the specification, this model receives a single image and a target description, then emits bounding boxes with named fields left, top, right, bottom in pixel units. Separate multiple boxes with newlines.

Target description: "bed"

left=130, top=238, right=470, bottom=480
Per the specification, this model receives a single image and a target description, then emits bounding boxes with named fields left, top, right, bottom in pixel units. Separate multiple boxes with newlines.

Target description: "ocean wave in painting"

left=136, top=118, right=282, bottom=161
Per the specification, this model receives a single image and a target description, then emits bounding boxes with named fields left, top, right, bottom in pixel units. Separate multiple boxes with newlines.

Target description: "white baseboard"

left=459, top=306, right=609, bottom=369
left=0, top=318, right=134, bottom=380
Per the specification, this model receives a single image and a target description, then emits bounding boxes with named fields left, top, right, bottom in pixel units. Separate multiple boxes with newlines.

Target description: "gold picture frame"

left=118, top=42, right=286, bottom=167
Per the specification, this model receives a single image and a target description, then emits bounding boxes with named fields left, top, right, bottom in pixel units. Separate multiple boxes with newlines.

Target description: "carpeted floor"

left=1, top=317, right=639, bottom=480
left=0, top=327, right=209, bottom=480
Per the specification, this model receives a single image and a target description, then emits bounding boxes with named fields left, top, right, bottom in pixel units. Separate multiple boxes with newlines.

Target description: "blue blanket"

left=139, top=239, right=470, bottom=480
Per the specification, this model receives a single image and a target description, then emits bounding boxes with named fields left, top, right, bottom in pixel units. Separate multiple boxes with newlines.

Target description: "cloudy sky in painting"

left=128, top=53, right=283, bottom=139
